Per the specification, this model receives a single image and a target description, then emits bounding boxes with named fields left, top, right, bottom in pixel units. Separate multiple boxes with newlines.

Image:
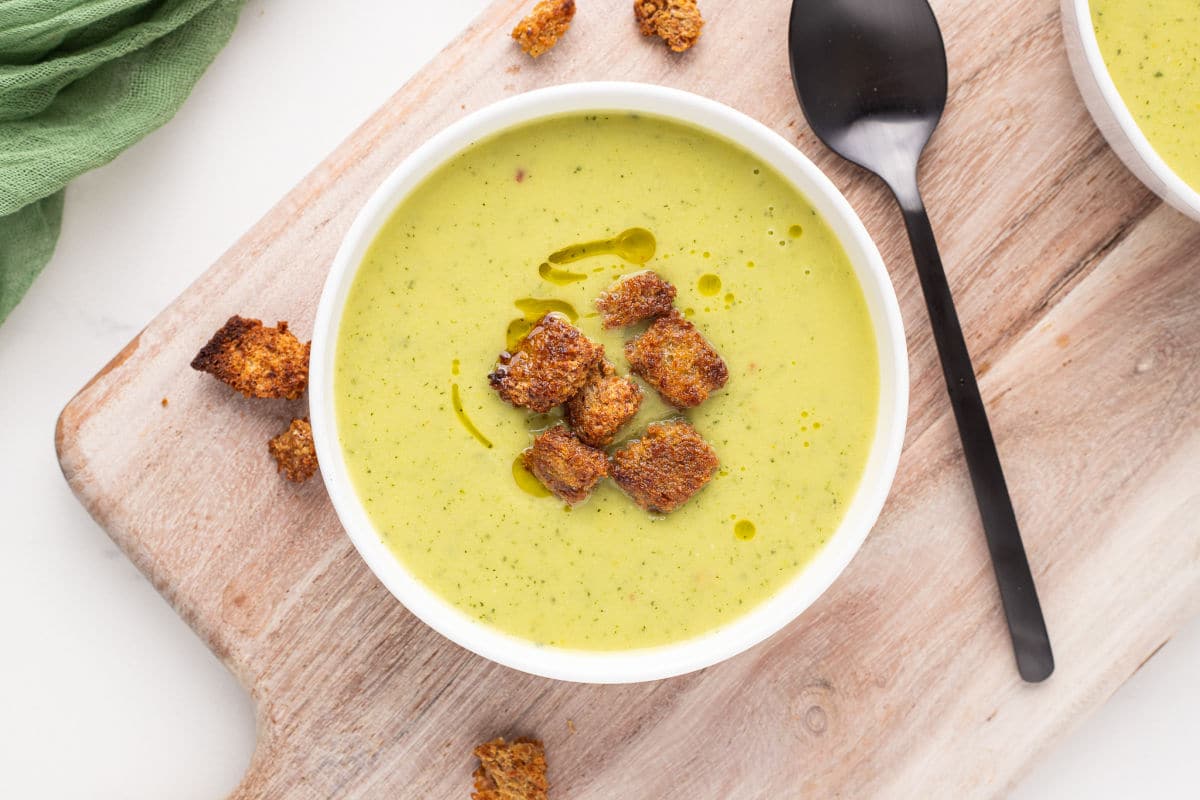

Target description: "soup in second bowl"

left=1091, top=0, right=1200, bottom=190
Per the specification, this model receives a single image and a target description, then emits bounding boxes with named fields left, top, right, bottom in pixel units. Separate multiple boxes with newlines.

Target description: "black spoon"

left=788, top=0, right=1054, bottom=682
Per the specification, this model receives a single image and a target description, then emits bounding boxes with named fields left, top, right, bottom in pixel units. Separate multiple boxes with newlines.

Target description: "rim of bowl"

left=1065, top=0, right=1200, bottom=219
left=310, top=81, right=909, bottom=684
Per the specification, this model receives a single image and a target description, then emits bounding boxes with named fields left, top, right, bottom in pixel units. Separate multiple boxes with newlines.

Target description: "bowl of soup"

left=1063, top=0, right=1200, bottom=221
left=310, top=82, right=908, bottom=683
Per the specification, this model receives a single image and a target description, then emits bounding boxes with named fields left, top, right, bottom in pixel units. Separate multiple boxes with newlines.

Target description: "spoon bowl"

left=790, top=0, right=946, bottom=191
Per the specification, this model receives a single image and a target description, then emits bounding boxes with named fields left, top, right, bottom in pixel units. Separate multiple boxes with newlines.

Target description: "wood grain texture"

left=55, top=0, right=1200, bottom=797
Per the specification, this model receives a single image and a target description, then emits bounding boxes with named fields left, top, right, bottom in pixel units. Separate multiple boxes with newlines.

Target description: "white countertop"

left=1, top=1, right=1196, bottom=796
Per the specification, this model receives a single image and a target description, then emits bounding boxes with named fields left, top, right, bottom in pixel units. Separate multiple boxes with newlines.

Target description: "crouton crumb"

left=190, top=315, right=310, bottom=400
left=523, top=425, right=609, bottom=504
left=512, top=0, right=576, bottom=58
left=564, top=360, right=643, bottom=447
left=595, top=271, right=677, bottom=328
left=625, top=310, right=728, bottom=408
left=611, top=420, right=718, bottom=513
left=489, top=312, right=605, bottom=413
left=472, top=737, right=549, bottom=800
left=268, top=418, right=319, bottom=483
left=634, top=0, right=704, bottom=52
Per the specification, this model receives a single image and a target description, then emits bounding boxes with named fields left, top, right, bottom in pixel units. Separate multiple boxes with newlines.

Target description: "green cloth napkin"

left=0, top=0, right=245, bottom=324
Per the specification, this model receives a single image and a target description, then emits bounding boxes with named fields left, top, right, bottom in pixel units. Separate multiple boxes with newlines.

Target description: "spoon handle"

left=900, top=200, right=1054, bottom=683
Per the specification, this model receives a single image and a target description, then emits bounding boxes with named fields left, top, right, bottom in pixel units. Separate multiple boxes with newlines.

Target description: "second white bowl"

left=1062, top=0, right=1200, bottom=222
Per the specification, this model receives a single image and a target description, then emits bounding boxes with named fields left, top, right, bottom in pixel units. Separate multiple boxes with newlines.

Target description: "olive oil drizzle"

left=512, top=454, right=552, bottom=497
left=697, top=274, right=722, bottom=296
left=513, top=297, right=579, bottom=321
left=547, top=227, right=656, bottom=266
left=505, top=318, right=534, bottom=351
left=506, top=298, right=581, bottom=350
left=451, top=383, right=493, bottom=448
left=538, top=262, right=587, bottom=285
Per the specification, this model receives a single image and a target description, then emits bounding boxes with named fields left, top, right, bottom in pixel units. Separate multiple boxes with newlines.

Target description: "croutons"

left=611, top=420, right=718, bottom=513
left=512, top=0, right=576, bottom=58
left=472, top=737, right=549, bottom=800
left=489, top=312, right=605, bottom=413
left=523, top=425, right=609, bottom=504
left=595, top=271, right=678, bottom=328
left=634, top=0, right=704, bottom=52
left=564, top=361, right=643, bottom=447
left=624, top=310, right=728, bottom=408
left=268, top=418, right=318, bottom=483
left=191, top=315, right=310, bottom=399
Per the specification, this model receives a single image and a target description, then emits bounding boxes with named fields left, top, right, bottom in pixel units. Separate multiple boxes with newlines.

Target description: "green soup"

left=1091, top=0, right=1200, bottom=190
left=335, top=113, right=879, bottom=650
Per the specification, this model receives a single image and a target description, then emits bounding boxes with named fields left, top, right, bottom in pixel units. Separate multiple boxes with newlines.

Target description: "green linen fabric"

left=0, top=0, right=245, bottom=324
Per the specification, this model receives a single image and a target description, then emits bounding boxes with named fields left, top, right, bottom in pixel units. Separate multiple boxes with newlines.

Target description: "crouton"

left=624, top=311, right=728, bottom=408
left=512, top=0, right=575, bottom=58
left=634, top=0, right=704, bottom=52
left=564, top=360, right=643, bottom=447
left=595, top=271, right=677, bottom=328
left=489, top=312, right=605, bottom=413
left=191, top=315, right=310, bottom=399
left=268, top=418, right=318, bottom=483
left=611, top=420, right=718, bottom=513
left=522, top=425, right=609, bottom=504
left=472, top=737, right=549, bottom=800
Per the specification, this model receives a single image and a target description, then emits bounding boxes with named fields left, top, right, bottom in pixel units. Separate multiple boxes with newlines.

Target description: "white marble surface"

left=1, top=1, right=1196, bottom=797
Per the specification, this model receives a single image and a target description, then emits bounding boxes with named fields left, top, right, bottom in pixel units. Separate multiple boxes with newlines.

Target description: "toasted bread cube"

left=512, top=0, right=576, bottom=58
left=522, top=425, right=609, bottom=504
left=191, top=315, right=310, bottom=399
left=564, top=361, right=643, bottom=447
left=268, top=418, right=318, bottom=483
left=624, top=311, right=728, bottom=408
left=634, top=0, right=704, bottom=53
left=489, top=312, right=605, bottom=413
left=611, top=420, right=718, bottom=513
left=595, top=271, right=678, bottom=328
left=473, top=737, right=549, bottom=800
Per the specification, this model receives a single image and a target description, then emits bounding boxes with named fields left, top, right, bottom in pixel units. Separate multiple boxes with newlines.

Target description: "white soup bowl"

left=310, top=82, right=909, bottom=683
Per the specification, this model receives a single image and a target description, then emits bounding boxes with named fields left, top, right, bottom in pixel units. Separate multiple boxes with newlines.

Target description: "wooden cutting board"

left=56, top=0, right=1200, bottom=796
